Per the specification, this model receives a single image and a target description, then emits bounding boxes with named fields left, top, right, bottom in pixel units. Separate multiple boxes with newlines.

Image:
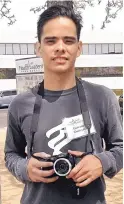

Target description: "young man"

left=4, top=5, right=123, bottom=204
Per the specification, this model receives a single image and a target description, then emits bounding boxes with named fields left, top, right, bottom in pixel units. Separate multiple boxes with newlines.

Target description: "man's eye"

left=47, top=40, right=55, bottom=44
left=65, top=40, right=74, bottom=44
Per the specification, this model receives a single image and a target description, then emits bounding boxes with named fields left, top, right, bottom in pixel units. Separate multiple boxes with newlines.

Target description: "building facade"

left=0, top=31, right=123, bottom=95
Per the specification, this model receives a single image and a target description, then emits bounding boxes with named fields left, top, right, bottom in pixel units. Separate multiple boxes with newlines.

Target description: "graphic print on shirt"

left=46, top=114, right=96, bottom=155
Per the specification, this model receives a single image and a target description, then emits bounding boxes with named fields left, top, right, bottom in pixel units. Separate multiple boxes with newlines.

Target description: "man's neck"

left=44, top=70, right=76, bottom=91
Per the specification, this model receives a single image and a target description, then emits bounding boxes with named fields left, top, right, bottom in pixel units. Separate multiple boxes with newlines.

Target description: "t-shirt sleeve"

left=94, top=89, right=123, bottom=178
left=4, top=108, right=30, bottom=183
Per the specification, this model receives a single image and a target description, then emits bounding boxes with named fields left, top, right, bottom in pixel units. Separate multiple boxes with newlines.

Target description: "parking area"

left=0, top=108, right=8, bottom=129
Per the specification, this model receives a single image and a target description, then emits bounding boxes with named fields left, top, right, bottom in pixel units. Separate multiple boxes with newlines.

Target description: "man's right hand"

left=27, top=152, right=59, bottom=183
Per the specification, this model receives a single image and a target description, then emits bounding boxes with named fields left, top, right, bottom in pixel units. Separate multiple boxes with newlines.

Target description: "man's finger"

left=31, top=175, right=58, bottom=183
left=73, top=168, right=88, bottom=180
left=41, top=176, right=59, bottom=183
left=32, top=168, right=54, bottom=178
left=68, top=150, right=84, bottom=157
left=41, top=169, right=55, bottom=178
left=74, top=173, right=89, bottom=183
left=66, top=162, right=83, bottom=179
left=31, top=158, right=53, bottom=168
left=34, top=152, right=51, bottom=158
left=76, top=177, right=92, bottom=187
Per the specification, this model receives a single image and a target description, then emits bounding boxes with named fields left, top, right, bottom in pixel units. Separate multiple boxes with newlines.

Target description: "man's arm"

left=67, top=90, right=123, bottom=187
left=4, top=107, right=59, bottom=184
left=4, top=109, right=30, bottom=183
left=95, top=91, right=123, bottom=178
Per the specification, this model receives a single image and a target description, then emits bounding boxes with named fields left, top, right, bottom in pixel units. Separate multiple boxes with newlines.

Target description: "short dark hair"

left=37, top=5, right=83, bottom=42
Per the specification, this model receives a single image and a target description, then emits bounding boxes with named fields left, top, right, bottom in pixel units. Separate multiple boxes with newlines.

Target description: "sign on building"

left=16, top=57, right=44, bottom=74
left=16, top=57, right=44, bottom=94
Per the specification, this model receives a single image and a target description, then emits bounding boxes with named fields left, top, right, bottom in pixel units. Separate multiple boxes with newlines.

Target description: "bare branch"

left=0, top=0, right=16, bottom=25
left=0, top=0, right=123, bottom=28
left=101, top=0, right=123, bottom=29
left=30, top=2, right=47, bottom=13
left=97, top=0, right=102, bottom=4
left=73, top=0, right=95, bottom=10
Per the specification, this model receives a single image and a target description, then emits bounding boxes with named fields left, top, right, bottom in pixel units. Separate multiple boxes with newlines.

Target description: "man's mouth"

left=52, top=57, right=68, bottom=61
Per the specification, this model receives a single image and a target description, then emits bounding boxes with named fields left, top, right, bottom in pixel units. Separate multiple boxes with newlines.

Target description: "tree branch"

left=30, top=2, right=47, bottom=13
left=101, top=0, right=123, bottom=29
left=0, top=0, right=16, bottom=25
left=0, top=0, right=123, bottom=28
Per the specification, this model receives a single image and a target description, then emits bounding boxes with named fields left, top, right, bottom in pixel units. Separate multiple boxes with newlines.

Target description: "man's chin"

left=49, top=66, right=73, bottom=74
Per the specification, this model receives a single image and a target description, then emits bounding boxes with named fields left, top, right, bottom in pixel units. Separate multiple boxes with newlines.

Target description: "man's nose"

left=55, top=40, right=66, bottom=53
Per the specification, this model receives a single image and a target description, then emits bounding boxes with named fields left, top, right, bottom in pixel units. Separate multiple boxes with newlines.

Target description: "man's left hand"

left=66, top=150, right=103, bottom=187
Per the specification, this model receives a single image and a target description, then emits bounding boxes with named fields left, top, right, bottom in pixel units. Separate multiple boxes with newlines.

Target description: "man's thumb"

left=68, top=150, right=84, bottom=157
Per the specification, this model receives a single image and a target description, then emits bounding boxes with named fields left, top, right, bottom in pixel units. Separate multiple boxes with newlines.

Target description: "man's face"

left=36, top=17, right=82, bottom=74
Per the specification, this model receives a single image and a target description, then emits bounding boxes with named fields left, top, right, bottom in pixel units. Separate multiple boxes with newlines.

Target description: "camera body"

left=35, top=152, right=76, bottom=177
left=33, top=152, right=89, bottom=199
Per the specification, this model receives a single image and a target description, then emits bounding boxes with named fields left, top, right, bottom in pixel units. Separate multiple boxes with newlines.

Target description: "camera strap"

left=30, top=77, right=94, bottom=155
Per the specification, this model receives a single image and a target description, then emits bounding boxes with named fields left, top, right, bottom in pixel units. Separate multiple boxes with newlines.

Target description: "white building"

left=0, top=31, right=123, bottom=95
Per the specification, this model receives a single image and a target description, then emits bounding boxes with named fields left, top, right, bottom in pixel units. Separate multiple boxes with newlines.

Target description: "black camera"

left=33, top=153, right=75, bottom=177
left=32, top=152, right=89, bottom=199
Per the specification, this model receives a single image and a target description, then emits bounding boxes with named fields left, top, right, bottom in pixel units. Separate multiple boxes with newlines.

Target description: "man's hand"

left=27, top=152, right=59, bottom=183
left=67, top=150, right=103, bottom=187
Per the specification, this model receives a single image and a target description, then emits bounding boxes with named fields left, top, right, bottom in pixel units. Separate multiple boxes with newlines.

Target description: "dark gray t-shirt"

left=4, top=80, right=123, bottom=204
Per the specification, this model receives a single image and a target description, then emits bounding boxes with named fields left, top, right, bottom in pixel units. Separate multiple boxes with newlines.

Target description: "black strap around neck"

left=76, top=78, right=91, bottom=131
left=30, top=78, right=92, bottom=155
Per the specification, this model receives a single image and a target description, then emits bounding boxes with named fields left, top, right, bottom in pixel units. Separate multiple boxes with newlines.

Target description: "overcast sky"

left=0, top=0, right=123, bottom=42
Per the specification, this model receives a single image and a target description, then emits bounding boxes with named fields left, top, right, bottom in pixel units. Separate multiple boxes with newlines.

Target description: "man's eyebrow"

left=64, top=36, right=77, bottom=40
left=44, top=37, right=56, bottom=40
left=44, top=36, right=77, bottom=41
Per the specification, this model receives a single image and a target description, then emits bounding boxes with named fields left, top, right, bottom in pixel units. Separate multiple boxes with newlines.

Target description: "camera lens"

left=54, top=158, right=72, bottom=176
left=56, top=161, right=69, bottom=173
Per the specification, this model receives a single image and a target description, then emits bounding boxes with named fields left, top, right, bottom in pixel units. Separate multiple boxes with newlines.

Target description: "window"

left=2, top=90, right=16, bottom=96
left=20, top=44, right=28, bottom=55
left=27, top=44, right=35, bottom=55
left=109, top=44, right=115, bottom=53
left=102, top=44, right=108, bottom=54
left=13, top=44, right=20, bottom=55
left=115, top=43, right=122, bottom=54
left=6, top=44, right=13, bottom=55
left=0, top=92, right=3, bottom=97
left=11, top=90, right=17, bottom=95
left=3, top=90, right=12, bottom=96
left=82, top=44, right=88, bottom=55
left=0, top=44, right=5, bottom=55
left=95, top=44, right=102, bottom=54
left=89, top=44, right=95, bottom=55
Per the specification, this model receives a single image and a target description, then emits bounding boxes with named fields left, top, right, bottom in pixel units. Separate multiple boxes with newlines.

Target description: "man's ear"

left=76, top=41, right=83, bottom=58
left=35, top=42, right=42, bottom=57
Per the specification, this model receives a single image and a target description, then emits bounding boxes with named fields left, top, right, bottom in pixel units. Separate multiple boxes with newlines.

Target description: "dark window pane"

left=3, top=91, right=11, bottom=96
left=11, top=90, right=17, bottom=95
